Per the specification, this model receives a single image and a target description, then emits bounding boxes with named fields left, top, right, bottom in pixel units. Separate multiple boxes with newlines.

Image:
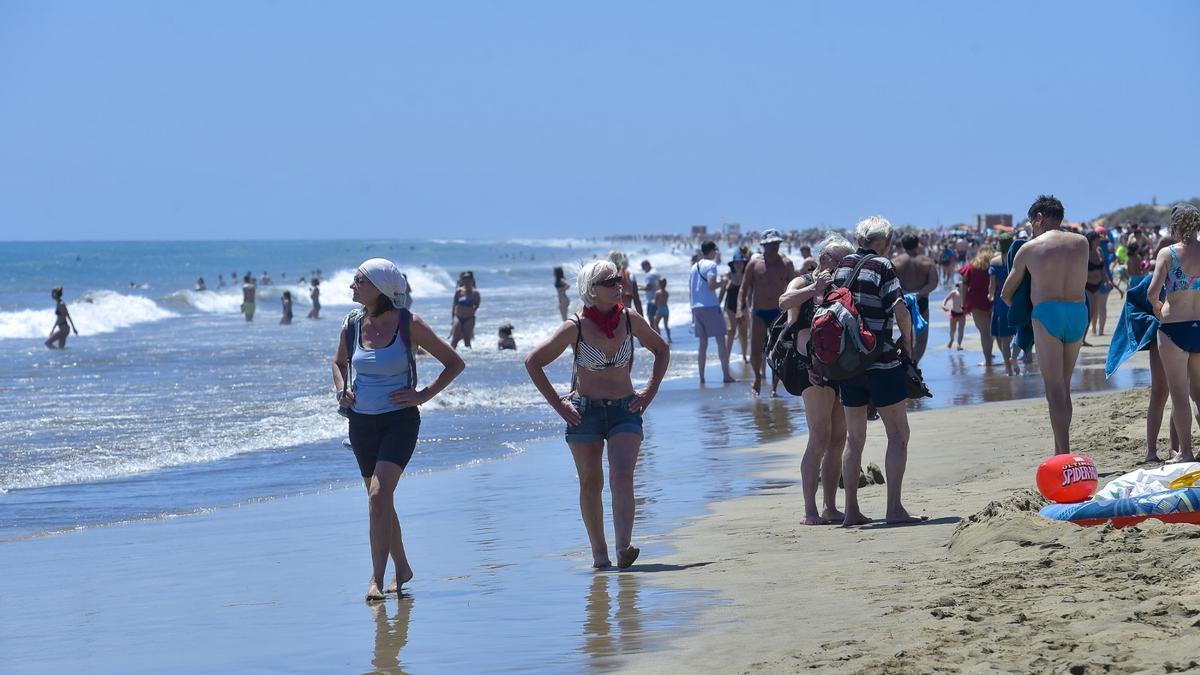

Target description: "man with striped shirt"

left=832, top=216, right=924, bottom=526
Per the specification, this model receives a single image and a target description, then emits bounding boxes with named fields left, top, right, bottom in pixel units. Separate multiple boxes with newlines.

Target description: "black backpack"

left=764, top=310, right=810, bottom=397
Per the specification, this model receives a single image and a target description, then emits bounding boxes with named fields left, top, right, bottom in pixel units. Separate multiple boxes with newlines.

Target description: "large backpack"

left=809, top=255, right=885, bottom=381
left=763, top=310, right=810, bottom=396
left=338, top=307, right=417, bottom=418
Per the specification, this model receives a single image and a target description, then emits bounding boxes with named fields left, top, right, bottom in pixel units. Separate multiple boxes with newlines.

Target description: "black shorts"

left=347, top=407, right=420, bottom=477
left=837, top=365, right=907, bottom=408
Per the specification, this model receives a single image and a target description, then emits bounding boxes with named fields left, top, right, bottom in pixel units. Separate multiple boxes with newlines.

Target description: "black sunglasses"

left=594, top=276, right=621, bottom=288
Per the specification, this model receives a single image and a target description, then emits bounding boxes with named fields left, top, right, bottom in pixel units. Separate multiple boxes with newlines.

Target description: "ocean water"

left=0, top=238, right=711, bottom=538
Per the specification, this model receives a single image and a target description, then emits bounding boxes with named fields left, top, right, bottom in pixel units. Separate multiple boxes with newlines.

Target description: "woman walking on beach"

left=44, top=286, right=78, bottom=349
left=524, top=260, right=670, bottom=569
left=554, top=266, right=571, bottom=321
left=450, top=272, right=480, bottom=349
left=720, top=248, right=751, bottom=364
left=333, top=258, right=465, bottom=601
left=1147, top=204, right=1200, bottom=463
left=988, top=235, right=1017, bottom=374
left=959, top=248, right=995, bottom=366
left=1085, top=231, right=1106, bottom=341
left=779, top=234, right=852, bottom=524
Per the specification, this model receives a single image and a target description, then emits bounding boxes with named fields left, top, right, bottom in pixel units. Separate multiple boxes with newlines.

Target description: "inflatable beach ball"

left=1036, top=454, right=1098, bottom=504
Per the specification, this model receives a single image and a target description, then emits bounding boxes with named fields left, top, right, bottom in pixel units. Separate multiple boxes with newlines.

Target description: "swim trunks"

left=837, top=366, right=907, bottom=408
left=1031, top=301, right=1088, bottom=344
left=692, top=306, right=726, bottom=338
left=753, top=308, right=782, bottom=325
left=647, top=303, right=658, bottom=320
left=242, top=302, right=256, bottom=319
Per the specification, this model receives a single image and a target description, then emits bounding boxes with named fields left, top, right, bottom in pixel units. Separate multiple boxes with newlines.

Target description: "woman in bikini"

left=719, top=247, right=751, bottom=363
left=450, top=271, right=480, bottom=349
left=1147, top=204, right=1200, bottom=463
left=524, top=260, right=670, bottom=569
left=44, top=286, right=78, bottom=349
left=1085, top=231, right=1106, bottom=341
left=778, top=234, right=853, bottom=525
left=554, top=266, right=571, bottom=321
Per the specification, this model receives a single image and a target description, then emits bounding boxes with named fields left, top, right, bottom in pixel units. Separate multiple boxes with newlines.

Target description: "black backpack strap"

left=843, top=254, right=877, bottom=289
left=341, top=310, right=361, bottom=396
left=398, top=308, right=417, bottom=389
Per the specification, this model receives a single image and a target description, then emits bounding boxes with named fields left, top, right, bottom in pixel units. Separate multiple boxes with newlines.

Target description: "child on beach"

left=498, top=324, right=516, bottom=350
left=942, top=282, right=965, bottom=350
left=652, top=278, right=671, bottom=343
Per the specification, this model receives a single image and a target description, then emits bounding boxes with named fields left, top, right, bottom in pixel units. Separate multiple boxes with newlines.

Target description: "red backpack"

left=809, top=255, right=885, bottom=381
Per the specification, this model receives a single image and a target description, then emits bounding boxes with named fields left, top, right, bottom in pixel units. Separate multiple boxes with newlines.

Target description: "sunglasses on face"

left=353, top=274, right=368, bottom=285
left=594, top=276, right=621, bottom=288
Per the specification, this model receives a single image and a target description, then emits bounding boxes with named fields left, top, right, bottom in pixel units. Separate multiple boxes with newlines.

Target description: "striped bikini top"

left=572, top=311, right=634, bottom=372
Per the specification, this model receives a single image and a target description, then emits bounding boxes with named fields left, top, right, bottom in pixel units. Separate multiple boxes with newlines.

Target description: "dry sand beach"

left=621, top=348, right=1200, bottom=672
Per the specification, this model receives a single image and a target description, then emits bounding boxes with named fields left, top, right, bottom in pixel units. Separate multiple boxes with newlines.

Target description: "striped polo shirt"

left=832, top=248, right=903, bottom=370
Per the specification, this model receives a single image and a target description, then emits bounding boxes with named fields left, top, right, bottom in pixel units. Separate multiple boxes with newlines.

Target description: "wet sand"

left=621, top=323, right=1200, bottom=671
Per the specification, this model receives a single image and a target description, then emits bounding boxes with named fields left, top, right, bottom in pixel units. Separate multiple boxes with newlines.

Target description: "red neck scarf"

left=583, top=303, right=624, bottom=339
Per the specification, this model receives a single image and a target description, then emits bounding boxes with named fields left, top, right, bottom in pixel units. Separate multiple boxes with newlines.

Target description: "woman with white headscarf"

left=332, top=258, right=465, bottom=602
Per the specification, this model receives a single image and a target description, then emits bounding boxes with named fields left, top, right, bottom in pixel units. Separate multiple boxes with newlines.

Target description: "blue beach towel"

left=1005, top=238, right=1035, bottom=353
left=1105, top=276, right=1159, bottom=379
left=904, top=293, right=928, bottom=335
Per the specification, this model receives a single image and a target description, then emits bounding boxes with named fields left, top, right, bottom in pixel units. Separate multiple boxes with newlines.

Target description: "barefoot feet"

left=366, top=578, right=386, bottom=603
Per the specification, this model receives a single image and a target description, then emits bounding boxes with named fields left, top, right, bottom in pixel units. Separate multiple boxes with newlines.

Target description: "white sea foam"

left=321, top=265, right=455, bottom=307
left=0, top=290, right=176, bottom=339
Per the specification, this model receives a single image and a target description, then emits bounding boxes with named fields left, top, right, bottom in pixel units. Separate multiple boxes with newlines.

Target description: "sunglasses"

left=352, top=274, right=368, bottom=285
left=594, top=276, right=621, bottom=288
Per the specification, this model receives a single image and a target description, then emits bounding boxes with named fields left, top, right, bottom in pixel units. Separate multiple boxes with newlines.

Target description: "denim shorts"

left=564, top=394, right=644, bottom=443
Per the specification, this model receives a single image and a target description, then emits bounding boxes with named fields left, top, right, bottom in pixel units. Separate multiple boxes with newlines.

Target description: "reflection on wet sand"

left=371, top=596, right=414, bottom=675
left=583, top=573, right=644, bottom=668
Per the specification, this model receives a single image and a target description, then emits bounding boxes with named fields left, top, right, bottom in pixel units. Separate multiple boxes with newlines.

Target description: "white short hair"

left=816, top=234, right=855, bottom=262
left=577, top=260, right=618, bottom=307
left=855, top=215, right=893, bottom=246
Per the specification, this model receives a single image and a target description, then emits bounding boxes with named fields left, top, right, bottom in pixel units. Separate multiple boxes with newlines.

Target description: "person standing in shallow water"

left=554, top=266, right=571, bottom=321
left=450, top=272, right=480, bottom=349
left=332, top=258, right=465, bottom=602
left=740, top=229, right=795, bottom=397
left=241, top=275, right=256, bottom=322
left=307, top=279, right=321, bottom=319
left=280, top=291, right=293, bottom=325
left=524, top=260, right=670, bottom=569
left=44, top=286, right=77, bottom=349
left=1002, top=195, right=1089, bottom=456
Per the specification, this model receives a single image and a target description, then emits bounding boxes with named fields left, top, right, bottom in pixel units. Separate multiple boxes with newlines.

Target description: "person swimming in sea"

left=498, top=323, right=516, bottom=350
left=44, top=286, right=78, bottom=349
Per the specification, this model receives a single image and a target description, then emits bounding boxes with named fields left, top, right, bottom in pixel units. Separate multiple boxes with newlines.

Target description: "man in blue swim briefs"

left=740, top=228, right=796, bottom=397
left=1002, top=195, right=1090, bottom=455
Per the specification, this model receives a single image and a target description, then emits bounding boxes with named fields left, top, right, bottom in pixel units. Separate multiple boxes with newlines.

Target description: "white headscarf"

left=357, top=258, right=410, bottom=309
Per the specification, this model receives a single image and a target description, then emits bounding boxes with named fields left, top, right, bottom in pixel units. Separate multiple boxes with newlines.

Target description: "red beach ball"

left=1036, top=454, right=1098, bottom=504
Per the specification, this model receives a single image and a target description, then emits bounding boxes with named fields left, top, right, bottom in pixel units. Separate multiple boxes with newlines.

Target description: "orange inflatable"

left=1036, top=454, right=1098, bottom=504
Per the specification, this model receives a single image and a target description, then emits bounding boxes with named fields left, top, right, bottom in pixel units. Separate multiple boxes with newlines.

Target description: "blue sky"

left=1, top=1, right=1196, bottom=240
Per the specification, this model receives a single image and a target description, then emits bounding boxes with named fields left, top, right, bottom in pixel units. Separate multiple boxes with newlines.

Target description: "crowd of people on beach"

left=40, top=196, right=1200, bottom=604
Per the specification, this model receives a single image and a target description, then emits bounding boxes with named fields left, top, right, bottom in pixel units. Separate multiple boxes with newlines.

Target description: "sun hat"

left=760, top=229, right=785, bottom=244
